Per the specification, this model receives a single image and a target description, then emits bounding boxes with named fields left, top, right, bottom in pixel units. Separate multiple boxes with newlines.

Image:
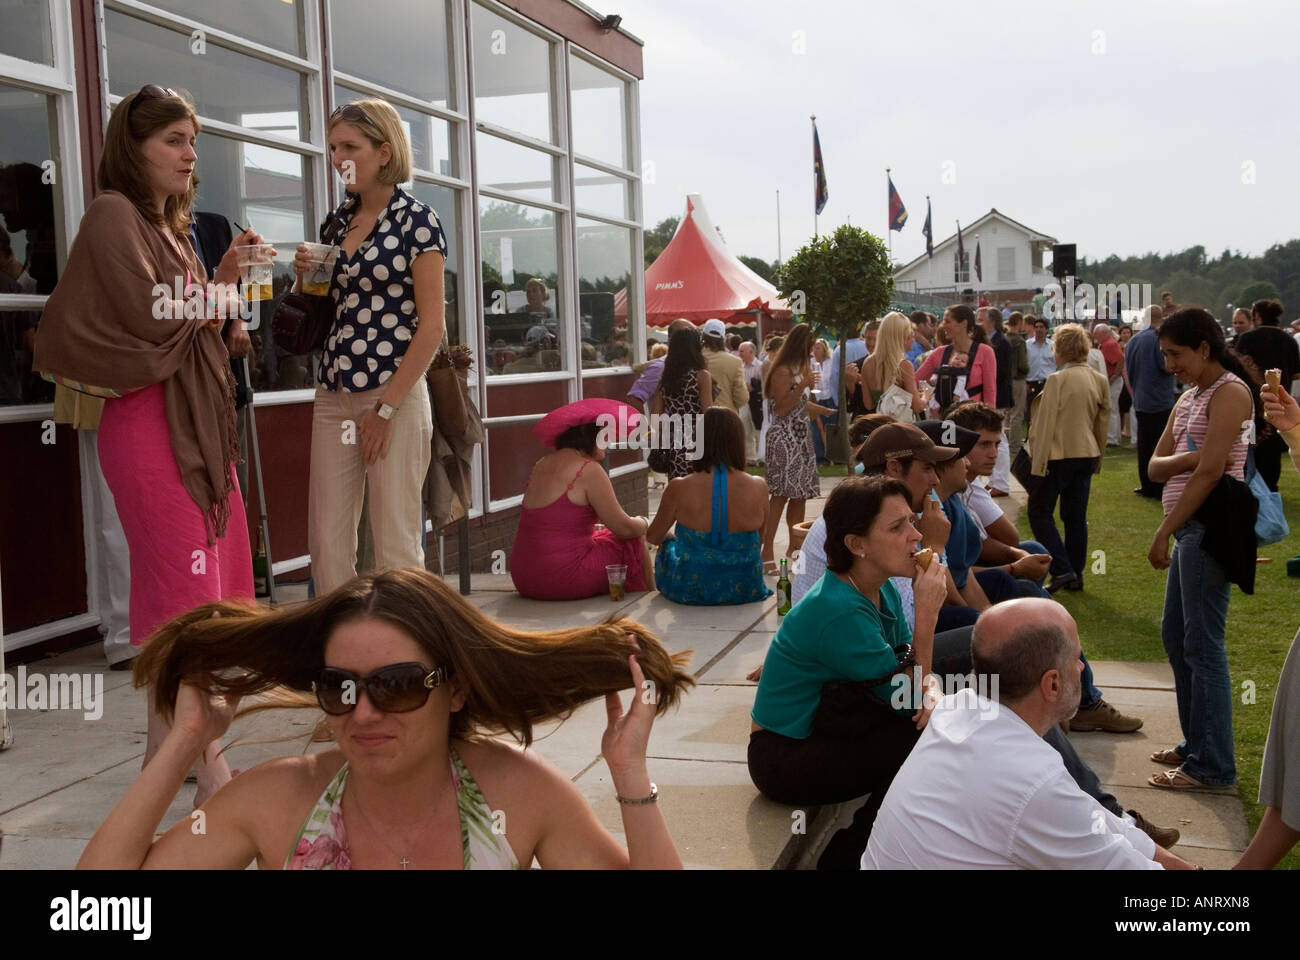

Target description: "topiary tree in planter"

left=776, top=225, right=894, bottom=467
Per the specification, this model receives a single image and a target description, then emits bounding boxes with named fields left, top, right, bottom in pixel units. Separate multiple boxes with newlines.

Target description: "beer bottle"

left=253, top=524, right=269, bottom=598
left=776, top=558, right=792, bottom=616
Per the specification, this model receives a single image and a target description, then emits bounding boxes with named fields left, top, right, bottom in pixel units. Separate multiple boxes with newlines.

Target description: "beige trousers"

left=309, top=380, right=433, bottom=595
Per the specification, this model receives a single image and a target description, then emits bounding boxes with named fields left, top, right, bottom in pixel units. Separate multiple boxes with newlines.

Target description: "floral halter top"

left=285, top=747, right=521, bottom=870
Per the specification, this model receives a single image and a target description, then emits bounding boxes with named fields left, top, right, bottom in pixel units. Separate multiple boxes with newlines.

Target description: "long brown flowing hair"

left=99, top=88, right=201, bottom=237
left=763, top=323, right=814, bottom=398
left=134, top=569, right=695, bottom=747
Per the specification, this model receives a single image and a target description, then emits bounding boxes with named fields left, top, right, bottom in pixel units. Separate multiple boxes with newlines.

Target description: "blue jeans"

left=1161, top=520, right=1235, bottom=785
left=1027, top=456, right=1095, bottom=581
left=1020, top=539, right=1049, bottom=585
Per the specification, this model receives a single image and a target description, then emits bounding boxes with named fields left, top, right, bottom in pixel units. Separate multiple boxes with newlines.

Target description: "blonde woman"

left=297, top=100, right=447, bottom=594
left=859, top=311, right=927, bottom=421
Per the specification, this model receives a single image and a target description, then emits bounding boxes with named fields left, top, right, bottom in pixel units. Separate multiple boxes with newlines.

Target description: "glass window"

left=479, top=197, right=564, bottom=376
left=148, top=0, right=303, bottom=58
left=193, top=132, right=313, bottom=392
left=0, top=83, right=61, bottom=295
left=569, top=55, right=626, bottom=168
left=471, top=3, right=553, bottom=144
left=576, top=219, right=632, bottom=368
left=334, top=83, right=453, bottom=177
left=574, top=163, right=628, bottom=220
left=997, top=247, right=1016, bottom=283
left=0, top=0, right=53, bottom=65
left=105, top=12, right=307, bottom=140
left=476, top=132, right=554, bottom=203
left=0, top=307, right=51, bottom=405
left=330, top=0, right=453, bottom=108
left=407, top=181, right=462, bottom=348
left=953, top=250, right=969, bottom=284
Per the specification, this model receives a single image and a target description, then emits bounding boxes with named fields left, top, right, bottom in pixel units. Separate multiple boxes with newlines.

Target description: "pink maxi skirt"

left=98, top=383, right=253, bottom=644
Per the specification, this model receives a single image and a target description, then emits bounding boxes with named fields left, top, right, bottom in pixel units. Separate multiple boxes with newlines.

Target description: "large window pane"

left=407, top=181, right=462, bottom=348
left=148, top=0, right=303, bottom=57
left=569, top=55, right=626, bottom=168
left=105, top=12, right=307, bottom=140
left=0, top=83, right=61, bottom=294
left=331, top=0, right=452, bottom=108
left=193, top=132, right=312, bottom=392
left=1, top=0, right=53, bottom=64
left=574, top=163, right=629, bottom=220
left=479, top=197, right=564, bottom=376
left=335, top=83, right=452, bottom=177
left=577, top=219, right=631, bottom=367
left=0, top=308, right=51, bottom=405
left=471, top=3, right=553, bottom=144
left=476, top=132, right=554, bottom=203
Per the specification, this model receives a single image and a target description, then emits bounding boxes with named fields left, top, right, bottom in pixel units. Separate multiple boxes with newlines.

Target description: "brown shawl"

left=33, top=190, right=239, bottom=542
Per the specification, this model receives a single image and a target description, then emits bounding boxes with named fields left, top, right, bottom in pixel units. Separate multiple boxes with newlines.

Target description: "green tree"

left=1239, top=280, right=1280, bottom=306
left=644, top=216, right=679, bottom=267
left=777, top=225, right=894, bottom=466
left=738, top=255, right=777, bottom=284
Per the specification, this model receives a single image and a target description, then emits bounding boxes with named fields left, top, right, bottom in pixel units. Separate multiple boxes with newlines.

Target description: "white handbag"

left=878, top=384, right=915, bottom=422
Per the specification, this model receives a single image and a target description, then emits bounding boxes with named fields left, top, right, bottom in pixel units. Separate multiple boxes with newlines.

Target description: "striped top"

left=1162, top=372, right=1249, bottom=516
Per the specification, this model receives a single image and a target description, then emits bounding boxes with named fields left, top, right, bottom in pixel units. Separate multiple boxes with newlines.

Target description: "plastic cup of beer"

left=605, top=564, right=628, bottom=601
left=236, top=244, right=276, bottom=302
left=300, top=242, right=340, bottom=297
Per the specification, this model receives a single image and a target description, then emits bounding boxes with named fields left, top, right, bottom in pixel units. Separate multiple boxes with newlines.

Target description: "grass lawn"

left=1015, top=442, right=1300, bottom=870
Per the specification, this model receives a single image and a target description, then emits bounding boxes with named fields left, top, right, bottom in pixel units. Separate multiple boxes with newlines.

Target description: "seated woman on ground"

left=510, top=400, right=654, bottom=601
left=647, top=407, right=772, bottom=605
left=78, top=570, right=693, bottom=870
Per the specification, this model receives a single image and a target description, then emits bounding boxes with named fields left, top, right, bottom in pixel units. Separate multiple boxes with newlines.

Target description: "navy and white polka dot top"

left=318, top=187, right=447, bottom=392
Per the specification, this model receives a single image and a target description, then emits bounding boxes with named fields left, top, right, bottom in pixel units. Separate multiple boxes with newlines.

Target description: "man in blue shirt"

left=825, top=320, right=871, bottom=403
left=1125, top=305, right=1176, bottom=498
left=1024, top=316, right=1056, bottom=427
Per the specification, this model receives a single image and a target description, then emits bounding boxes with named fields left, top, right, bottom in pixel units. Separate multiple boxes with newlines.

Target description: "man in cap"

left=700, top=318, right=748, bottom=414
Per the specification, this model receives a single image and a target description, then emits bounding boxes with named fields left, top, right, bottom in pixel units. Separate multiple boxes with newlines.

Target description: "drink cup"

left=605, top=563, right=628, bottom=601
left=236, top=244, right=276, bottom=302
left=300, top=242, right=340, bottom=297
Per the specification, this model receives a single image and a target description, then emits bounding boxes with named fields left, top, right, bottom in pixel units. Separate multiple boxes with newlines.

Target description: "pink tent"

left=615, top=194, right=792, bottom=329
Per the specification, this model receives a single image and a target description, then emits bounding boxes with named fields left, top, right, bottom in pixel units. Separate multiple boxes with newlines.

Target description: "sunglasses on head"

left=127, top=84, right=179, bottom=118
left=330, top=103, right=379, bottom=129
left=312, top=662, right=452, bottom=716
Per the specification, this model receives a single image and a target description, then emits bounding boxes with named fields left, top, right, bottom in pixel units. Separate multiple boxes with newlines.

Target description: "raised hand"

left=601, top=635, right=655, bottom=776
left=1262, top=383, right=1300, bottom=431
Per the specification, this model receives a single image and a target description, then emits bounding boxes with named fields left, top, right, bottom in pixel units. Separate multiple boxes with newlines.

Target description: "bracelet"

left=616, top=782, right=658, bottom=805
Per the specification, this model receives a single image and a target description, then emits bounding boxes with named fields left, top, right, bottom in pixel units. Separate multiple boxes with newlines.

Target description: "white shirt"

left=1086, top=348, right=1108, bottom=379
left=961, top=482, right=1003, bottom=542
left=792, top=513, right=915, bottom=630
left=814, top=357, right=834, bottom=400
left=862, top=688, right=1161, bottom=870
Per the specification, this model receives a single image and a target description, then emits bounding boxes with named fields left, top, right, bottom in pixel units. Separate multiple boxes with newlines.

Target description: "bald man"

left=1093, top=322, right=1125, bottom=446
left=863, top=599, right=1196, bottom=870
left=626, top=317, right=696, bottom=414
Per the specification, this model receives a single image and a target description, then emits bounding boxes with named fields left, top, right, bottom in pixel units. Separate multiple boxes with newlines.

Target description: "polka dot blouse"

left=318, top=187, right=448, bottom=392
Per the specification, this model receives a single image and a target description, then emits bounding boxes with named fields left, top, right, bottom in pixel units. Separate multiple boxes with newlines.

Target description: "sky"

left=615, top=0, right=1299, bottom=268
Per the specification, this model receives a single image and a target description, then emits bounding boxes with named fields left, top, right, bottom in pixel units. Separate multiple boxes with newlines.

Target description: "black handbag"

left=809, top=645, right=917, bottom=739
left=271, top=207, right=347, bottom=355
left=1011, top=446, right=1041, bottom=495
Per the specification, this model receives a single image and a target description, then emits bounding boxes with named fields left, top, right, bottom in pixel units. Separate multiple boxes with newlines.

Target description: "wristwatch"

left=375, top=400, right=397, bottom=421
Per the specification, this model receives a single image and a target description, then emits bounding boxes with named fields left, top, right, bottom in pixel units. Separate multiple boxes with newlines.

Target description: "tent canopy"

left=615, top=194, right=792, bottom=328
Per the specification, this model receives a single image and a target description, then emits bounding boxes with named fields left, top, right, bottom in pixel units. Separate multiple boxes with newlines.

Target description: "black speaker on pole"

left=1051, top=243, right=1076, bottom=278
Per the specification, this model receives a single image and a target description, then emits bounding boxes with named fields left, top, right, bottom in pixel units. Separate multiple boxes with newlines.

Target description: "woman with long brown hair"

left=760, top=323, right=830, bottom=571
left=78, top=569, right=693, bottom=869
left=34, top=86, right=264, bottom=804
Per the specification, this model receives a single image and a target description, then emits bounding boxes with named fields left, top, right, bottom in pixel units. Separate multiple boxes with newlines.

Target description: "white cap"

left=702, top=318, right=726, bottom=339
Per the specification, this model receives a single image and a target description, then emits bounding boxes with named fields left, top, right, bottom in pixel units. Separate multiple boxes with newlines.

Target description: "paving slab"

left=696, top=631, right=775, bottom=684
left=1088, top=660, right=1177, bottom=692
left=572, top=756, right=798, bottom=870
left=1109, top=784, right=1249, bottom=857
left=613, top=592, right=776, bottom=635
left=0, top=834, right=93, bottom=870
left=468, top=591, right=642, bottom=628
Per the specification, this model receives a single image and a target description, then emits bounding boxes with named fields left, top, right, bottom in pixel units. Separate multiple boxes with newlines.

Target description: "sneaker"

left=1129, top=810, right=1180, bottom=849
left=1069, top=699, right=1143, bottom=733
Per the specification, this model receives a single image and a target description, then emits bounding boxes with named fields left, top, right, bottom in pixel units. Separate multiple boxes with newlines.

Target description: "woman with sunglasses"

left=35, top=85, right=266, bottom=805
left=297, top=100, right=446, bottom=595
left=78, top=569, right=691, bottom=869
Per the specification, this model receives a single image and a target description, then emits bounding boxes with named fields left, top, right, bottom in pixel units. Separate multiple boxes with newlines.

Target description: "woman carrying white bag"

left=859, top=312, right=928, bottom=422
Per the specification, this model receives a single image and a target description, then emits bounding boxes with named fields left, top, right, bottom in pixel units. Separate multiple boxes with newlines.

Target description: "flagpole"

left=811, top=114, right=817, bottom=238
left=776, top=188, right=782, bottom=267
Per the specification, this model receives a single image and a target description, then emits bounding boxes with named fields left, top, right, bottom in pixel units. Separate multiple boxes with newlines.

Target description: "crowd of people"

left=25, top=85, right=1300, bottom=871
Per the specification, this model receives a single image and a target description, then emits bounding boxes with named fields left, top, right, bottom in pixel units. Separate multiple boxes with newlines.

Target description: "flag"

left=974, top=241, right=982, bottom=282
left=956, top=221, right=964, bottom=263
left=888, top=174, right=907, bottom=231
left=813, top=121, right=828, bottom=215
left=922, top=197, right=932, bottom=258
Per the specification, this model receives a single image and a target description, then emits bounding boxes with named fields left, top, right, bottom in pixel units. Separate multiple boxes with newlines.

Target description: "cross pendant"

left=399, top=857, right=410, bottom=870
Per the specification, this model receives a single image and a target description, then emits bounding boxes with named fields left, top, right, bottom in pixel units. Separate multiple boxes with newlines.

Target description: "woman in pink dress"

left=510, top=402, right=654, bottom=600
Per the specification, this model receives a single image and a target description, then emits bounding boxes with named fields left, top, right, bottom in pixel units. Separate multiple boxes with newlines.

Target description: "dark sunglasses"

left=330, top=103, right=379, bottom=129
left=127, top=84, right=179, bottom=118
left=312, top=662, right=451, bottom=716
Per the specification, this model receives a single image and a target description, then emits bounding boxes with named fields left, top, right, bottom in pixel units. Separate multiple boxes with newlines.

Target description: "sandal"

left=1149, top=747, right=1184, bottom=765
left=1147, top=767, right=1233, bottom=792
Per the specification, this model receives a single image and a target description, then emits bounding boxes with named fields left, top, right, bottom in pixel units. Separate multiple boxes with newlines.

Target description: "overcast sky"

left=616, top=0, right=1298, bottom=268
